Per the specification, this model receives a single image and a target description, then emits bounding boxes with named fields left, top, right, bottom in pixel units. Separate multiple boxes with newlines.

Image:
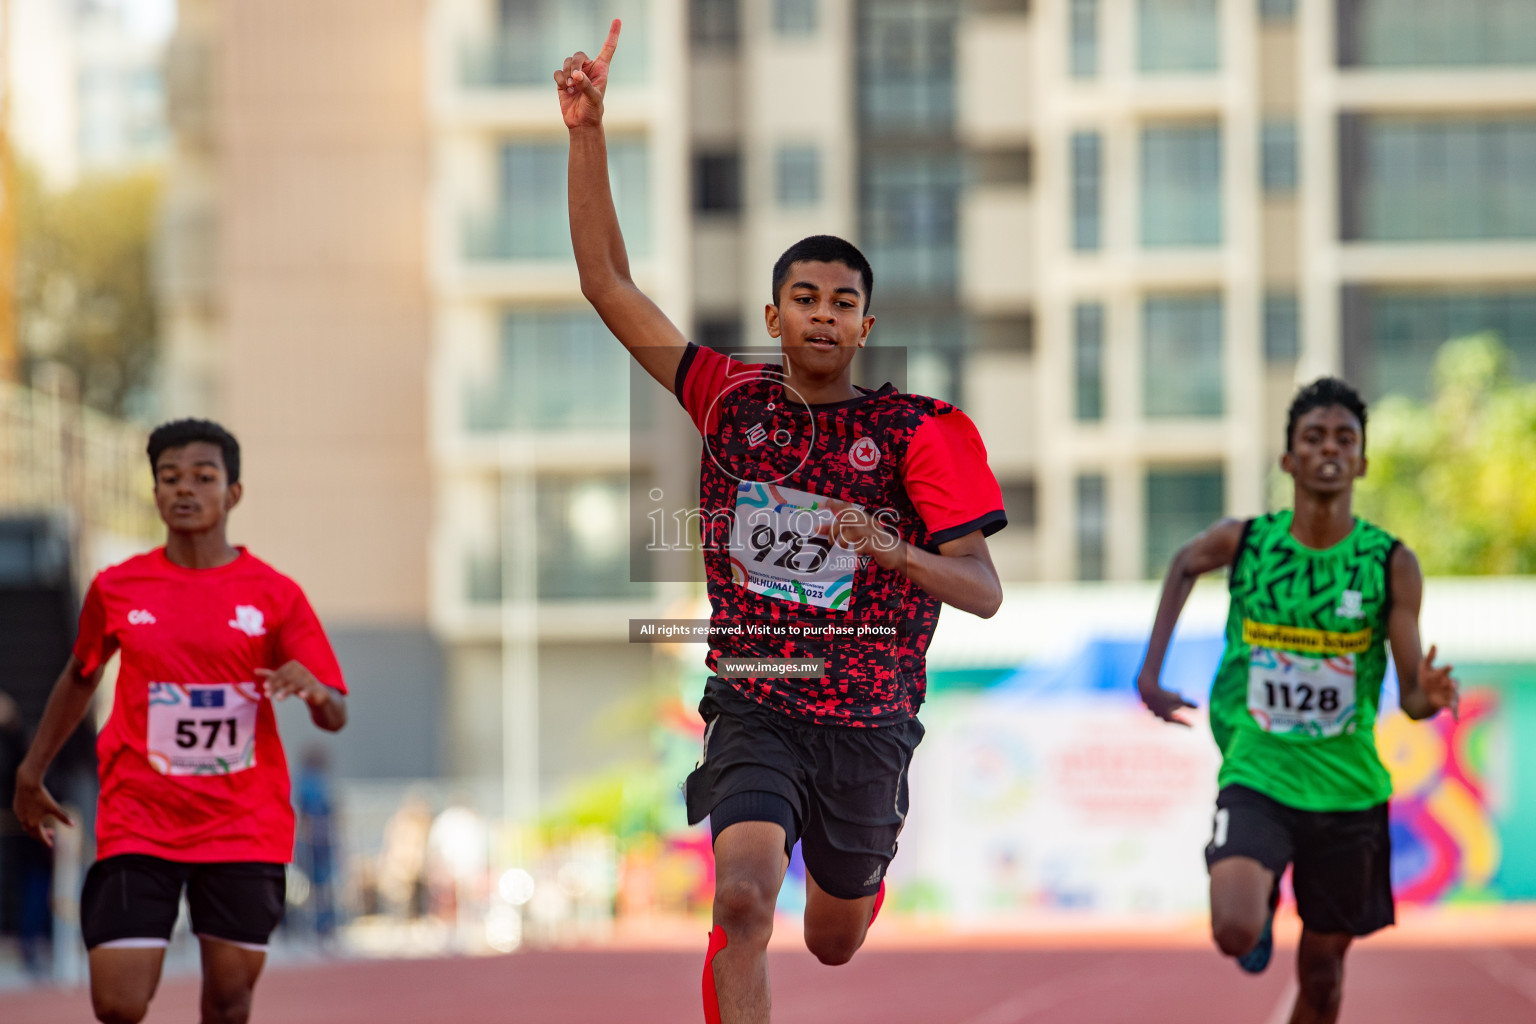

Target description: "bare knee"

left=93, top=996, right=150, bottom=1024
left=1297, top=951, right=1346, bottom=1015
left=1212, top=916, right=1262, bottom=959
left=713, top=876, right=777, bottom=947
left=804, top=929, right=862, bottom=967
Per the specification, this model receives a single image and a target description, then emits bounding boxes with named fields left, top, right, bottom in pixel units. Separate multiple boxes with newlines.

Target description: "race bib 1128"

left=1246, top=648, right=1357, bottom=738
left=730, top=482, right=860, bottom=610
left=146, top=682, right=261, bottom=776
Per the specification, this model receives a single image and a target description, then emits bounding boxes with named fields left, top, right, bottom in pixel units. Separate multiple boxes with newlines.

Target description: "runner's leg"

left=1209, top=856, right=1275, bottom=958
left=198, top=936, right=267, bottom=1024
left=802, top=871, right=879, bottom=966
left=1288, top=928, right=1351, bottom=1024
left=88, top=947, right=167, bottom=1024
left=710, top=821, right=790, bottom=1024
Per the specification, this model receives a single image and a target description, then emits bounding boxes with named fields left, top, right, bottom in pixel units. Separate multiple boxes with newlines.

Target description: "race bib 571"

left=146, top=682, right=261, bottom=776
left=730, top=482, right=861, bottom=610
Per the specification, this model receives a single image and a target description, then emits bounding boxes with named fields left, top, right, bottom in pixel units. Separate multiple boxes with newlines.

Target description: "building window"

left=1076, top=473, right=1107, bottom=581
left=469, top=140, right=649, bottom=260
left=1074, top=302, right=1106, bottom=421
left=1070, top=0, right=1099, bottom=78
left=1144, top=293, right=1223, bottom=417
left=858, top=1, right=957, bottom=135
left=466, top=310, right=630, bottom=433
left=474, top=0, right=649, bottom=87
left=1261, top=118, right=1298, bottom=194
left=1138, top=0, right=1220, bottom=73
left=691, top=0, right=739, bottom=46
left=775, top=145, right=821, bottom=206
left=860, top=152, right=964, bottom=295
left=1264, top=293, right=1300, bottom=363
left=1072, top=131, right=1103, bottom=252
left=1145, top=468, right=1224, bottom=578
left=695, top=152, right=742, bottom=214
left=698, top=317, right=743, bottom=351
left=773, top=0, right=817, bottom=36
left=1340, top=115, right=1536, bottom=242
left=1001, top=478, right=1038, bottom=531
left=1342, top=287, right=1536, bottom=400
left=1259, top=0, right=1295, bottom=22
left=1337, top=0, right=1536, bottom=68
left=1142, top=122, right=1222, bottom=247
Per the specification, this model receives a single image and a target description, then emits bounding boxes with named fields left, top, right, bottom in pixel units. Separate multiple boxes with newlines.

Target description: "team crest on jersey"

left=128, top=609, right=157, bottom=625
left=229, top=605, right=267, bottom=637
left=1336, top=590, right=1364, bottom=619
left=848, top=437, right=881, bottom=472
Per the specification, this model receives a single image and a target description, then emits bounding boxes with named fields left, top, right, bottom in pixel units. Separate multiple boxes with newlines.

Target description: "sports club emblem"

left=229, top=605, right=267, bottom=637
left=848, top=437, right=880, bottom=472
left=1336, top=590, right=1364, bottom=619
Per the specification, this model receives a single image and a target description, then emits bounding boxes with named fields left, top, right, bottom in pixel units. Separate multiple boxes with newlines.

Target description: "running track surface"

left=4, top=945, right=1536, bottom=1023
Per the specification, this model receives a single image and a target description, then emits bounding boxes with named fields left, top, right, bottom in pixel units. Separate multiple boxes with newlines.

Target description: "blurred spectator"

left=426, top=797, right=488, bottom=948
left=377, top=790, right=432, bottom=920
left=0, top=690, right=52, bottom=977
left=295, top=747, right=339, bottom=946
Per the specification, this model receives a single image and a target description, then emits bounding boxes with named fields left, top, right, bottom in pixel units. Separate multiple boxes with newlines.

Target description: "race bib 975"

left=730, top=482, right=860, bottom=610
left=146, top=682, right=261, bottom=776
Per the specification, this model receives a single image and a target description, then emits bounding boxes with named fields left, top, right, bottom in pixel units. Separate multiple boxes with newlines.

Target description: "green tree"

left=1356, top=335, right=1536, bottom=575
left=16, top=163, right=163, bottom=417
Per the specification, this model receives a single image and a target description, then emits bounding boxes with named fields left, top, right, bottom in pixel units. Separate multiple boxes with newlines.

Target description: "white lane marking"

left=1472, top=949, right=1536, bottom=1005
left=1262, top=979, right=1298, bottom=1024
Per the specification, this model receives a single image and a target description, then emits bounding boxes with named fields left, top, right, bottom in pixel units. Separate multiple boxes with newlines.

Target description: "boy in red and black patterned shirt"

left=559, top=22, right=1005, bottom=1023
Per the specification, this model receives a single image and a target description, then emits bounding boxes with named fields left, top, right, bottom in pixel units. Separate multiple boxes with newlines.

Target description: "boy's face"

left=153, top=441, right=241, bottom=533
left=1282, top=404, right=1366, bottom=496
left=764, top=260, right=875, bottom=379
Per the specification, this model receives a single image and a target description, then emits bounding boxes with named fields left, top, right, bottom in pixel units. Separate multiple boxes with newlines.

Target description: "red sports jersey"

left=675, top=343, right=1006, bottom=725
left=73, top=548, right=346, bottom=863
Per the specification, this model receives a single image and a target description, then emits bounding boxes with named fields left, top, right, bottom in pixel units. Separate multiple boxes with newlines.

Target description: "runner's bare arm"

left=1387, top=544, right=1459, bottom=722
left=1137, top=517, right=1246, bottom=726
left=559, top=19, right=686, bottom=391
left=256, top=661, right=347, bottom=732
left=13, top=655, right=104, bottom=845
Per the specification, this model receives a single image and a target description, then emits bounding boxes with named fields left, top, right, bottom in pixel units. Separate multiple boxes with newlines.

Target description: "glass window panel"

left=1144, top=292, right=1224, bottom=416
left=466, top=309, right=630, bottom=432
left=469, top=139, right=650, bottom=260
left=1340, top=0, right=1536, bottom=67
left=1139, top=0, right=1220, bottom=73
left=1261, top=118, right=1298, bottom=193
left=1145, top=468, right=1224, bottom=578
left=1076, top=473, right=1107, bottom=581
left=774, top=0, right=818, bottom=35
left=1346, top=288, right=1536, bottom=399
left=1142, top=122, right=1222, bottom=247
left=1070, top=0, right=1099, bottom=77
left=471, top=0, right=650, bottom=87
left=695, top=152, right=742, bottom=213
left=858, top=0, right=958, bottom=135
left=691, top=0, right=739, bottom=45
left=860, top=151, right=964, bottom=295
left=1264, top=293, right=1300, bottom=363
left=1072, top=131, right=1103, bottom=251
left=1075, top=302, right=1106, bottom=420
left=1346, top=116, right=1536, bottom=241
left=1259, top=0, right=1295, bottom=22
left=776, top=145, right=821, bottom=206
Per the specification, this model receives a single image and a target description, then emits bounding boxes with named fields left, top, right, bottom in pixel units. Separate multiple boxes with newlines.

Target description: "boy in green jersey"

left=1137, top=378, right=1459, bottom=1024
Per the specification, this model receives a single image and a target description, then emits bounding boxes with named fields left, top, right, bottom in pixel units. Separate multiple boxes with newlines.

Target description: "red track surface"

left=4, top=944, right=1536, bottom=1023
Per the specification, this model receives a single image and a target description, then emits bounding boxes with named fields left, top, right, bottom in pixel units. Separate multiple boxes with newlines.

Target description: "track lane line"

left=953, top=955, right=1143, bottom=1024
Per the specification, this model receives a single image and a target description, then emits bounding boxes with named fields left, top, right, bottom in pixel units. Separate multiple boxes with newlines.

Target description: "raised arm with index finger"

left=559, top=18, right=687, bottom=390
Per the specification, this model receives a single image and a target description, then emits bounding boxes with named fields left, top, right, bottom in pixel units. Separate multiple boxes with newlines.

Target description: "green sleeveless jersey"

left=1211, top=511, right=1399, bottom=812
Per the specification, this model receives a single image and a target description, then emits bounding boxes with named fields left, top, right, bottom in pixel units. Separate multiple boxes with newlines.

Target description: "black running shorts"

left=685, top=677, right=923, bottom=901
left=80, top=854, right=286, bottom=951
left=1205, top=784, right=1394, bottom=937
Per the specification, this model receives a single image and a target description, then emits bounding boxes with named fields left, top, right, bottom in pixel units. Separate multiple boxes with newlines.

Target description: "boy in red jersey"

left=559, top=23, right=1006, bottom=1023
left=13, top=419, right=347, bottom=1024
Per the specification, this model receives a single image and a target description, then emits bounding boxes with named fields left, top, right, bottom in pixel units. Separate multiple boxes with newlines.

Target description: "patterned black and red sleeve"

left=902, top=408, right=1008, bottom=546
left=673, top=342, right=750, bottom=436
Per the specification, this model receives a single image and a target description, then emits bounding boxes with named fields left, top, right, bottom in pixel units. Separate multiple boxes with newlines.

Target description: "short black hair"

left=147, top=419, right=241, bottom=485
left=1285, top=377, right=1367, bottom=453
left=771, top=235, right=874, bottom=314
